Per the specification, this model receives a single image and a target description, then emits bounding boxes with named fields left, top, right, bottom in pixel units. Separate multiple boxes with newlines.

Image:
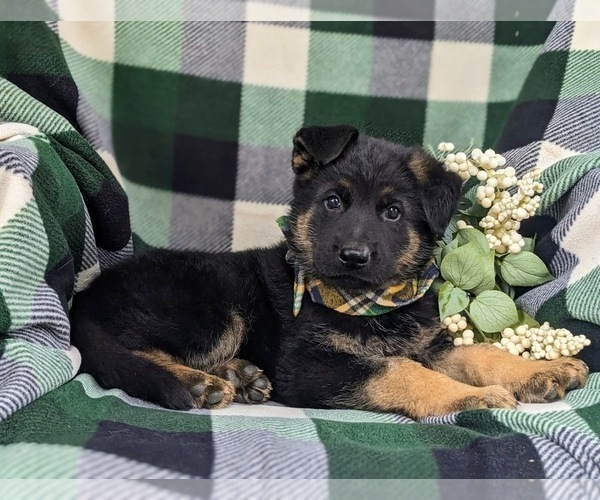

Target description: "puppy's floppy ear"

left=292, top=125, right=358, bottom=177
left=408, top=149, right=463, bottom=236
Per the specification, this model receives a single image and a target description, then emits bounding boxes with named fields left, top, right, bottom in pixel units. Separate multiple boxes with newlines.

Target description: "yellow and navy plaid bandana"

left=277, top=216, right=439, bottom=317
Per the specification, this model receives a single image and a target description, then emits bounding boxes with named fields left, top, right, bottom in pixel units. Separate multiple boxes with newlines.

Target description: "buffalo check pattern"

left=1, top=0, right=600, bottom=483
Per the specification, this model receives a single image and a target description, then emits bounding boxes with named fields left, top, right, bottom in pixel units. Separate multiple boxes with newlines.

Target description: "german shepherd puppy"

left=70, top=125, right=588, bottom=419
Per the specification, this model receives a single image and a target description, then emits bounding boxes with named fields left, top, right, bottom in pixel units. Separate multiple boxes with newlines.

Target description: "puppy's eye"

left=325, top=195, right=341, bottom=210
left=385, top=205, right=401, bottom=220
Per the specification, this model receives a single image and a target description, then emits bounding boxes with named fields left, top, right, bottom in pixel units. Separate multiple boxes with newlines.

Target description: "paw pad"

left=512, top=358, right=589, bottom=403
left=188, top=375, right=235, bottom=409
left=214, top=359, right=272, bottom=405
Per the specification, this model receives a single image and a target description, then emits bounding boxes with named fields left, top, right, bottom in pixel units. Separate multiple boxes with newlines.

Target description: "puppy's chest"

left=313, top=315, right=440, bottom=360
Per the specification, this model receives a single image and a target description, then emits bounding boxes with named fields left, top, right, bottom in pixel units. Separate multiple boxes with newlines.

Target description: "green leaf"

left=470, top=250, right=496, bottom=295
left=500, top=251, right=554, bottom=287
left=442, top=215, right=459, bottom=244
left=466, top=202, right=489, bottom=218
left=512, top=309, right=540, bottom=329
left=456, top=227, right=490, bottom=254
left=431, top=277, right=445, bottom=295
left=462, top=176, right=479, bottom=194
left=458, top=197, right=473, bottom=211
left=441, top=237, right=459, bottom=259
left=441, top=241, right=495, bottom=293
left=521, top=237, right=536, bottom=253
left=433, top=246, right=443, bottom=266
left=438, top=281, right=470, bottom=319
left=469, top=290, right=519, bottom=333
left=466, top=215, right=482, bottom=229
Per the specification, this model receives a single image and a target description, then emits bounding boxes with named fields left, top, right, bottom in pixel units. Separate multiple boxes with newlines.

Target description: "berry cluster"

left=456, top=220, right=474, bottom=230
left=435, top=141, right=591, bottom=361
left=442, top=314, right=475, bottom=346
left=438, top=142, right=474, bottom=181
left=474, top=164, right=517, bottom=208
left=437, top=143, right=544, bottom=255
left=478, top=168, right=543, bottom=254
left=493, top=323, right=591, bottom=360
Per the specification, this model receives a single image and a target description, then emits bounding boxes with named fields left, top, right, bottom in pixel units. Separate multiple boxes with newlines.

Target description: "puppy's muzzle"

left=339, top=243, right=371, bottom=269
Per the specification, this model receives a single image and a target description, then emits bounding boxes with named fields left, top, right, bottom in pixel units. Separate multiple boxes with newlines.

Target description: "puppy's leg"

left=212, top=359, right=272, bottom=404
left=135, top=350, right=236, bottom=409
left=349, top=357, right=517, bottom=419
left=433, top=344, right=589, bottom=403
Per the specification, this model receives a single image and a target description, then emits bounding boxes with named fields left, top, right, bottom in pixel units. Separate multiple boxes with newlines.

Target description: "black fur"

left=70, top=126, right=462, bottom=410
left=292, top=124, right=358, bottom=172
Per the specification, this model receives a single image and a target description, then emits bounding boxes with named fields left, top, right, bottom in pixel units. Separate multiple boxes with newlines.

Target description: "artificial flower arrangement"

left=432, top=142, right=590, bottom=360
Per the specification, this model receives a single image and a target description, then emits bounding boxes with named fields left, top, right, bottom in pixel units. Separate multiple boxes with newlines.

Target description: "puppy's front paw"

left=213, top=359, right=272, bottom=404
left=404, top=385, right=517, bottom=419
left=510, top=357, right=589, bottom=403
left=190, top=374, right=236, bottom=409
left=453, top=385, right=518, bottom=412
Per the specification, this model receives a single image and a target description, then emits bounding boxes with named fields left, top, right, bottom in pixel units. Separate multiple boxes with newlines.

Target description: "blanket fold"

left=0, top=74, right=131, bottom=419
left=1, top=7, right=600, bottom=481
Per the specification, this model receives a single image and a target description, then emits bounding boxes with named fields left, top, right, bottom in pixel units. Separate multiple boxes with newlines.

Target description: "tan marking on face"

left=293, top=207, right=315, bottom=257
left=339, top=177, right=355, bottom=193
left=380, top=186, right=395, bottom=199
left=292, top=150, right=313, bottom=176
left=187, top=310, right=246, bottom=371
left=354, top=357, right=516, bottom=419
left=407, top=150, right=433, bottom=185
left=292, top=152, right=307, bottom=168
left=395, top=227, right=422, bottom=273
left=434, top=343, right=589, bottom=403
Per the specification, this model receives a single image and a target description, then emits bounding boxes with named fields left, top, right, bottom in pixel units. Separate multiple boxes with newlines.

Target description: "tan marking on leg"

left=187, top=310, right=247, bottom=372
left=434, top=344, right=589, bottom=403
left=350, top=357, right=516, bottom=419
left=134, top=350, right=235, bottom=409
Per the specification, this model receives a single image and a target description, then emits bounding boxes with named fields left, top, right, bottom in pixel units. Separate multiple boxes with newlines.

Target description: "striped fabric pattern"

left=1, top=0, right=600, bottom=482
left=2, top=374, right=600, bottom=482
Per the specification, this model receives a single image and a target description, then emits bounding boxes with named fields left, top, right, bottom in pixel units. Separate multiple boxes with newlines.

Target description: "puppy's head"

left=287, top=125, right=462, bottom=290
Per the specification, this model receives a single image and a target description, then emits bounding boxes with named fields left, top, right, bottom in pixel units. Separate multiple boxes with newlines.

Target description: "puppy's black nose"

left=339, top=244, right=370, bottom=269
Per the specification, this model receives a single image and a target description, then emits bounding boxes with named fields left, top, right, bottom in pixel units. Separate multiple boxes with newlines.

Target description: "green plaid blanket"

left=2, top=1, right=600, bottom=482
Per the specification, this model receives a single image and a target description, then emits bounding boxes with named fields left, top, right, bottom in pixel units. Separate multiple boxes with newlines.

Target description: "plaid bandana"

left=277, top=216, right=439, bottom=317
